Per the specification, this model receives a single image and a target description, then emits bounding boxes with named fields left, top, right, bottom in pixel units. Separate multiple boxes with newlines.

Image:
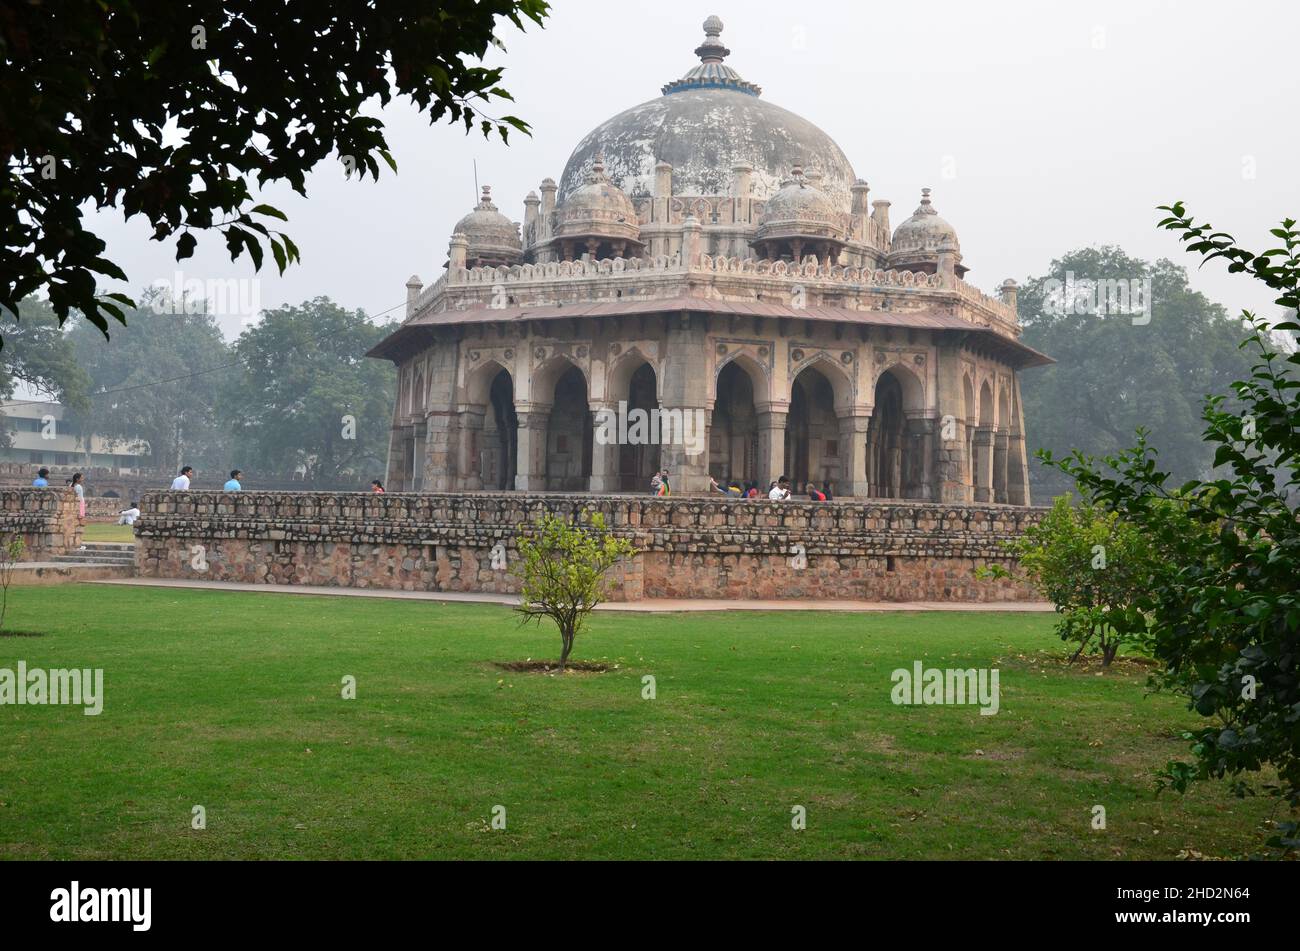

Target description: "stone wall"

left=0, top=488, right=83, bottom=558
left=134, top=490, right=1043, bottom=602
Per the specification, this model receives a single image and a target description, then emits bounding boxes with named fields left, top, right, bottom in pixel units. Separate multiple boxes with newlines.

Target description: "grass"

left=0, top=584, right=1278, bottom=860
left=81, top=522, right=136, bottom=543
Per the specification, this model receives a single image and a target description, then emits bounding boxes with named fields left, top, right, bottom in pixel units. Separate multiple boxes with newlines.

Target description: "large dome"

left=558, top=17, right=857, bottom=209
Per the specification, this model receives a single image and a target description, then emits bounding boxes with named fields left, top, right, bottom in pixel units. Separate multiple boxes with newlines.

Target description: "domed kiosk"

left=371, top=14, right=1051, bottom=511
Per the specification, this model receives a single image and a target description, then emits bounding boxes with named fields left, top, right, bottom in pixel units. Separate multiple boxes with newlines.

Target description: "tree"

left=1018, top=247, right=1257, bottom=499
left=512, top=513, right=637, bottom=671
left=1044, top=204, right=1300, bottom=833
left=983, top=494, right=1188, bottom=667
left=0, top=535, right=24, bottom=633
left=0, top=0, right=550, bottom=344
left=68, top=296, right=235, bottom=474
left=223, top=297, right=396, bottom=480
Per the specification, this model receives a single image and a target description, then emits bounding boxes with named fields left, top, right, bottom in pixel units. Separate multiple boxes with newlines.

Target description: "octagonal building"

left=369, top=16, right=1051, bottom=502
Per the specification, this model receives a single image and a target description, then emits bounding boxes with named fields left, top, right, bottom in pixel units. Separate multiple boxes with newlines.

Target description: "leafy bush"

left=984, top=495, right=1163, bottom=666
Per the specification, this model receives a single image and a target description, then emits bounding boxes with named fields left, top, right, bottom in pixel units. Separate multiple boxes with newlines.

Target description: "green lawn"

left=0, top=585, right=1274, bottom=860
left=81, top=522, right=136, bottom=543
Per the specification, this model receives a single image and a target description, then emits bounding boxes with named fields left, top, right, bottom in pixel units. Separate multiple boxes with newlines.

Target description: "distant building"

left=0, top=400, right=149, bottom=472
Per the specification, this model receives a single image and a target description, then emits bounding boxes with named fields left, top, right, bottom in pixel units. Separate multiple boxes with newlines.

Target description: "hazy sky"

left=86, top=0, right=1297, bottom=341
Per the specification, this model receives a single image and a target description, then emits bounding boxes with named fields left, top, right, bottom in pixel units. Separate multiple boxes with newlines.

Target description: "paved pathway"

left=88, top=577, right=1055, bottom=613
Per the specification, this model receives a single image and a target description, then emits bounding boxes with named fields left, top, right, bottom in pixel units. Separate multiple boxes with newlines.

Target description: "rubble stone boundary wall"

left=135, top=491, right=1044, bottom=602
left=0, top=488, right=83, bottom=558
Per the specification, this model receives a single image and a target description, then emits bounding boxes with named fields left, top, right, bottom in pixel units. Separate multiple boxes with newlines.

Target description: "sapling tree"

left=0, top=535, right=25, bottom=632
left=512, top=513, right=637, bottom=671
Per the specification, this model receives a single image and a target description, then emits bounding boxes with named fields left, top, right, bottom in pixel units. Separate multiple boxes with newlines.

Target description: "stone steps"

left=53, top=543, right=136, bottom=566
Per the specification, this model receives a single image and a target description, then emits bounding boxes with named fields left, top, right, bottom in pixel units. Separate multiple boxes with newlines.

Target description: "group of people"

left=31, top=467, right=88, bottom=522
left=709, top=475, right=834, bottom=501
left=168, top=466, right=243, bottom=492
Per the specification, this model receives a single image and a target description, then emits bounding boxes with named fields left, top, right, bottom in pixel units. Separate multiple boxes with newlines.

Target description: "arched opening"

left=546, top=365, right=593, bottom=491
left=868, top=372, right=905, bottom=498
left=868, top=365, right=925, bottom=499
left=785, top=365, right=839, bottom=493
left=616, top=361, right=661, bottom=491
left=483, top=369, right=517, bottom=490
left=973, top=379, right=996, bottom=503
left=710, top=361, right=760, bottom=488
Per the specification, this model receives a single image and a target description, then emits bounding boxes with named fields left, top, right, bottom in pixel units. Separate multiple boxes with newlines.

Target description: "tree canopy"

left=223, top=297, right=395, bottom=481
left=1018, top=246, right=1258, bottom=500
left=0, top=0, right=549, bottom=345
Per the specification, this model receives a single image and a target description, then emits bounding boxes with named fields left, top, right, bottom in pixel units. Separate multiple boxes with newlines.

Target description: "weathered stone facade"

left=0, top=488, right=83, bottom=558
left=370, top=18, right=1051, bottom=504
left=134, top=490, right=1041, bottom=602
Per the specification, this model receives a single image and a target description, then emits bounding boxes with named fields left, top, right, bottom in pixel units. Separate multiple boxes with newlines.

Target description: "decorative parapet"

left=956, top=278, right=1018, bottom=327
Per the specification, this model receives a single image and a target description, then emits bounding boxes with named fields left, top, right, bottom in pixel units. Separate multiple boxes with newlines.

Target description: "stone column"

left=757, top=408, right=788, bottom=488
left=972, top=427, right=995, bottom=503
left=906, top=416, right=937, bottom=500
left=457, top=406, right=485, bottom=491
left=514, top=404, right=550, bottom=492
left=993, top=431, right=1010, bottom=504
left=659, top=312, right=711, bottom=493
left=934, top=342, right=969, bottom=502
left=1006, top=373, right=1032, bottom=505
left=838, top=411, right=871, bottom=498
left=589, top=401, right=620, bottom=493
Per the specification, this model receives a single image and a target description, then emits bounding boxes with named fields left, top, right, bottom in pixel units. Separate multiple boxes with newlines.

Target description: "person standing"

left=223, top=469, right=243, bottom=492
left=32, top=467, right=50, bottom=487
left=370, top=480, right=385, bottom=494
left=70, top=472, right=86, bottom=536
left=170, top=466, right=193, bottom=490
left=768, top=476, right=791, bottom=501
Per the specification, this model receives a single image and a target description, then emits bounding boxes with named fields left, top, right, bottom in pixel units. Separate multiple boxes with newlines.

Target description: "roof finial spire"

left=662, top=15, right=761, bottom=97
left=698, top=16, right=726, bottom=62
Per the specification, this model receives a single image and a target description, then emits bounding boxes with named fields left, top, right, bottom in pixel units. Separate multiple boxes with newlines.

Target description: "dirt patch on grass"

left=0, top=630, right=44, bottom=637
left=493, top=660, right=611, bottom=674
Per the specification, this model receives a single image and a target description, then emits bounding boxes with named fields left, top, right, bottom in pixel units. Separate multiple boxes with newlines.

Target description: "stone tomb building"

left=369, top=17, right=1051, bottom=502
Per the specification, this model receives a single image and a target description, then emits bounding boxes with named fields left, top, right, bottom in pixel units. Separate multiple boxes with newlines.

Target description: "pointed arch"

left=715, top=350, right=770, bottom=407
left=873, top=360, right=925, bottom=413
left=532, top=353, right=587, bottom=405
left=465, top=357, right=513, bottom=406
left=792, top=351, right=855, bottom=412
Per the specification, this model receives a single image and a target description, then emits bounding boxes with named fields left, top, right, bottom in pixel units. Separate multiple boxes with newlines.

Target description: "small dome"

left=753, top=165, right=850, bottom=246
left=454, top=186, right=522, bottom=265
left=889, top=188, right=962, bottom=272
left=552, top=152, right=641, bottom=246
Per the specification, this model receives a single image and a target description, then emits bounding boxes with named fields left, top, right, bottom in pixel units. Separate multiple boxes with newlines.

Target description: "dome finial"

left=696, top=15, right=729, bottom=64
left=919, top=187, right=935, bottom=214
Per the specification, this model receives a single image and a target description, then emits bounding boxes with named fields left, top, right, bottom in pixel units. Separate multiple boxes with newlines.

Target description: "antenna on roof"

left=473, top=159, right=479, bottom=205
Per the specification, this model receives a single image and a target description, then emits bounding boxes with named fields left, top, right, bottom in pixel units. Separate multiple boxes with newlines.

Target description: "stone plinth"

left=134, top=491, right=1042, bottom=603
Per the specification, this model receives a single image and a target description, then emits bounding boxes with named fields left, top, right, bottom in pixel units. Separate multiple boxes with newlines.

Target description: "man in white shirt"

left=768, top=476, right=791, bottom=501
left=118, top=503, right=142, bottom=526
left=170, top=466, right=194, bottom=490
